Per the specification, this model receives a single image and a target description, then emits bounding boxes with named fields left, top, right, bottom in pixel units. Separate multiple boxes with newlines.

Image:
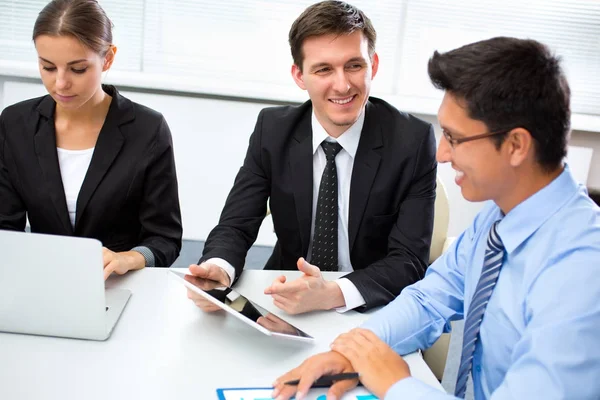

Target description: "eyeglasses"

left=442, top=128, right=512, bottom=148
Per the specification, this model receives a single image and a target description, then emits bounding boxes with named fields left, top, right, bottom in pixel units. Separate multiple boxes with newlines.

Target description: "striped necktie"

left=455, top=220, right=505, bottom=398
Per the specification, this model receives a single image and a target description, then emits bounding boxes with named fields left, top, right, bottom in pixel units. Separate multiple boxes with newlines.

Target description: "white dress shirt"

left=208, top=110, right=367, bottom=312
left=56, top=147, right=94, bottom=228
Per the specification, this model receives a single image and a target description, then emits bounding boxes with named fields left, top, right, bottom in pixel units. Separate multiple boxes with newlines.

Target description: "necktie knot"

left=321, top=141, right=343, bottom=161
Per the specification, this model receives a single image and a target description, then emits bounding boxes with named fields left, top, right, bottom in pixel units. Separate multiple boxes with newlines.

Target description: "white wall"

left=1, top=77, right=597, bottom=242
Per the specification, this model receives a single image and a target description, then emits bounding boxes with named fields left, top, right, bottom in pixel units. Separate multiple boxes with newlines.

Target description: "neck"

left=314, top=110, right=361, bottom=139
left=55, top=86, right=109, bottom=123
left=497, top=164, right=564, bottom=214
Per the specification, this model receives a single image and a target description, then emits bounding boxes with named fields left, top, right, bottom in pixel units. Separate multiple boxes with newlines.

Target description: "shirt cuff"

left=131, top=246, right=155, bottom=268
left=386, top=377, right=453, bottom=400
left=333, top=277, right=366, bottom=313
left=204, top=257, right=236, bottom=286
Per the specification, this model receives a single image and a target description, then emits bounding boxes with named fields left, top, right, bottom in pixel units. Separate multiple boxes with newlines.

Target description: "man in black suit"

left=188, top=0, right=436, bottom=313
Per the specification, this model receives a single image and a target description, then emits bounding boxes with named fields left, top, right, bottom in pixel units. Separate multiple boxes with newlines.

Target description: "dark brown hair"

left=289, top=1, right=376, bottom=71
left=428, top=37, right=571, bottom=172
left=33, top=0, right=113, bottom=56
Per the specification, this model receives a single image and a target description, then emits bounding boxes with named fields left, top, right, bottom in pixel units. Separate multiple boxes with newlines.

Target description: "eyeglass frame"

left=442, top=128, right=514, bottom=148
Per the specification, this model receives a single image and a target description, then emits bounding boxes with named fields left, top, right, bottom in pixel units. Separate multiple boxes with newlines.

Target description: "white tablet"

left=170, top=270, right=315, bottom=343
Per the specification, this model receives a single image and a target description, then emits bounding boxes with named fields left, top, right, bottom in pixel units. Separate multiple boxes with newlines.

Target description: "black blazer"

left=201, top=97, right=437, bottom=310
left=0, top=85, right=182, bottom=267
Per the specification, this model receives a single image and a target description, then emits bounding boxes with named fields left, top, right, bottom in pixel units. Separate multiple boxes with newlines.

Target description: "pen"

left=284, top=372, right=360, bottom=387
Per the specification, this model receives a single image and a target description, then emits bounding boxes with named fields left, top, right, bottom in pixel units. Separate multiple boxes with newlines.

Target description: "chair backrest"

left=429, top=177, right=450, bottom=264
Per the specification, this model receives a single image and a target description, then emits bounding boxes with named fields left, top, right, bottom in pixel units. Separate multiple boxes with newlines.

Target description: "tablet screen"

left=171, top=270, right=313, bottom=340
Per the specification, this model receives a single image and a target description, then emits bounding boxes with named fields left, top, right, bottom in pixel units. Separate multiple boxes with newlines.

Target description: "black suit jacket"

left=0, top=85, right=182, bottom=267
left=201, top=97, right=437, bottom=310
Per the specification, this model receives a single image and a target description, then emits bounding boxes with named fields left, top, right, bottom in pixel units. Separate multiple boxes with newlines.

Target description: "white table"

left=0, top=268, right=442, bottom=399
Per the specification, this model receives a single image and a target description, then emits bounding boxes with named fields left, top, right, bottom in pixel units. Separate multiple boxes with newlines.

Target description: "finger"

left=264, top=275, right=286, bottom=294
left=103, top=260, right=117, bottom=280
left=272, top=294, right=295, bottom=307
left=297, top=257, right=321, bottom=277
left=267, top=279, right=310, bottom=295
left=354, top=328, right=379, bottom=340
left=331, top=340, right=364, bottom=366
left=272, top=367, right=303, bottom=400
left=102, top=251, right=113, bottom=268
left=195, top=301, right=221, bottom=312
left=328, top=378, right=359, bottom=400
left=188, top=264, right=210, bottom=278
left=256, top=316, right=276, bottom=331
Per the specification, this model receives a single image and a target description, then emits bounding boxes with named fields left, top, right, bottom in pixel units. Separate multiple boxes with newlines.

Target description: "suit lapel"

left=348, top=101, right=383, bottom=251
left=289, top=108, right=313, bottom=255
left=33, top=96, right=73, bottom=235
left=75, top=87, right=132, bottom=230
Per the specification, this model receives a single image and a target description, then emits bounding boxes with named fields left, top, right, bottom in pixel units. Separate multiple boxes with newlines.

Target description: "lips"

left=455, top=169, right=465, bottom=185
left=330, top=95, right=355, bottom=105
left=55, top=93, right=76, bottom=101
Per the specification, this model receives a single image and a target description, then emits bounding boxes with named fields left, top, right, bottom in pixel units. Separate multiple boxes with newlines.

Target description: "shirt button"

left=476, top=365, right=482, bottom=372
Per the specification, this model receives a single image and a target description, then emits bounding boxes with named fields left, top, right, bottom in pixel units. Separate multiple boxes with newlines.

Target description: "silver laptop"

left=0, top=230, right=131, bottom=341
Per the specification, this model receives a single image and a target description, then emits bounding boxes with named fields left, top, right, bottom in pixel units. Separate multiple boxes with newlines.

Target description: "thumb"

left=297, top=257, right=321, bottom=277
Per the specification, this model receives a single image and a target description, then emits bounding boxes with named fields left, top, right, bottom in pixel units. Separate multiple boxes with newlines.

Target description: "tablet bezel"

left=169, top=270, right=315, bottom=343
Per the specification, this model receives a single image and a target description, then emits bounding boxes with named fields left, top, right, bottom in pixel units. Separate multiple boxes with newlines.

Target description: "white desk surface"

left=0, top=268, right=442, bottom=399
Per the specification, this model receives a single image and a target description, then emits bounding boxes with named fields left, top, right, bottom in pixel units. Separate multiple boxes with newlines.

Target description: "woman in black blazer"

left=0, top=0, right=182, bottom=277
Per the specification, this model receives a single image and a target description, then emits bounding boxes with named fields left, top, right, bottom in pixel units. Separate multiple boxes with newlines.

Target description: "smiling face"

left=291, top=30, right=378, bottom=137
left=436, top=92, right=515, bottom=204
left=34, top=34, right=113, bottom=110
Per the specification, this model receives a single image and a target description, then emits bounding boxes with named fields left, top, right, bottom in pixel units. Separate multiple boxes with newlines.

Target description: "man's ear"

left=506, top=128, right=534, bottom=167
left=103, top=45, right=117, bottom=71
left=370, top=52, right=380, bottom=80
left=291, top=63, right=306, bottom=90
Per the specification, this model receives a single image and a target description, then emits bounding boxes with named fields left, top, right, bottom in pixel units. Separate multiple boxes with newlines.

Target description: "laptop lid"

left=0, top=230, right=111, bottom=340
left=170, top=270, right=314, bottom=342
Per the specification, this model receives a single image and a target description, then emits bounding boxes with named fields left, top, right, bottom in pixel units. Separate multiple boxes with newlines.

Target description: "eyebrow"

left=308, top=57, right=367, bottom=71
left=440, top=125, right=466, bottom=138
left=39, top=57, right=88, bottom=65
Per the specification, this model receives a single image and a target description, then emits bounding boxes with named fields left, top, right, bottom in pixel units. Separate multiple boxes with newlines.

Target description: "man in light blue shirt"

left=272, top=37, right=600, bottom=400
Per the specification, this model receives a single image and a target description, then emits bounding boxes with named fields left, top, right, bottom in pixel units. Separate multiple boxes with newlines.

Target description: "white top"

left=209, top=110, right=367, bottom=312
left=56, top=147, right=94, bottom=228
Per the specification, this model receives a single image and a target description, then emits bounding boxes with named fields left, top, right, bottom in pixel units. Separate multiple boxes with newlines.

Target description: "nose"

left=332, top=69, right=350, bottom=94
left=55, top=69, right=70, bottom=91
left=436, top=134, right=452, bottom=164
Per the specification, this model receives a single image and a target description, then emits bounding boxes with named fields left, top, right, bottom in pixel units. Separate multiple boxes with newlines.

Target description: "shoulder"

left=545, top=186, right=600, bottom=245
left=367, top=97, right=433, bottom=133
left=1, top=96, right=47, bottom=123
left=256, top=100, right=312, bottom=127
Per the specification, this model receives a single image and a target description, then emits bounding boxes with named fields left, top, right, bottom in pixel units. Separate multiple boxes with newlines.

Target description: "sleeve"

left=0, top=111, right=27, bottom=231
left=345, top=123, right=437, bottom=311
left=135, top=116, right=183, bottom=267
left=361, top=219, right=473, bottom=355
left=334, top=278, right=366, bottom=312
left=199, top=110, right=271, bottom=283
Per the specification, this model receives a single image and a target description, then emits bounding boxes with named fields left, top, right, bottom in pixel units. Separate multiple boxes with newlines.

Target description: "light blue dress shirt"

left=362, top=165, right=600, bottom=399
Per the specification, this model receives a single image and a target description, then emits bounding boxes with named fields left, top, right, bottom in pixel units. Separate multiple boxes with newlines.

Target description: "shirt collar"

left=311, top=110, right=364, bottom=158
left=496, top=164, right=580, bottom=254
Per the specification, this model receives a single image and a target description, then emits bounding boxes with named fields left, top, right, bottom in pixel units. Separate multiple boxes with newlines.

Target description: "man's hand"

left=271, top=351, right=358, bottom=400
left=186, top=263, right=231, bottom=312
left=331, top=328, right=411, bottom=399
left=103, top=248, right=145, bottom=280
left=264, top=257, right=345, bottom=314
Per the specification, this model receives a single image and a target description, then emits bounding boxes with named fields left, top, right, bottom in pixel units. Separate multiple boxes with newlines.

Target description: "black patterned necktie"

left=310, top=141, right=343, bottom=271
